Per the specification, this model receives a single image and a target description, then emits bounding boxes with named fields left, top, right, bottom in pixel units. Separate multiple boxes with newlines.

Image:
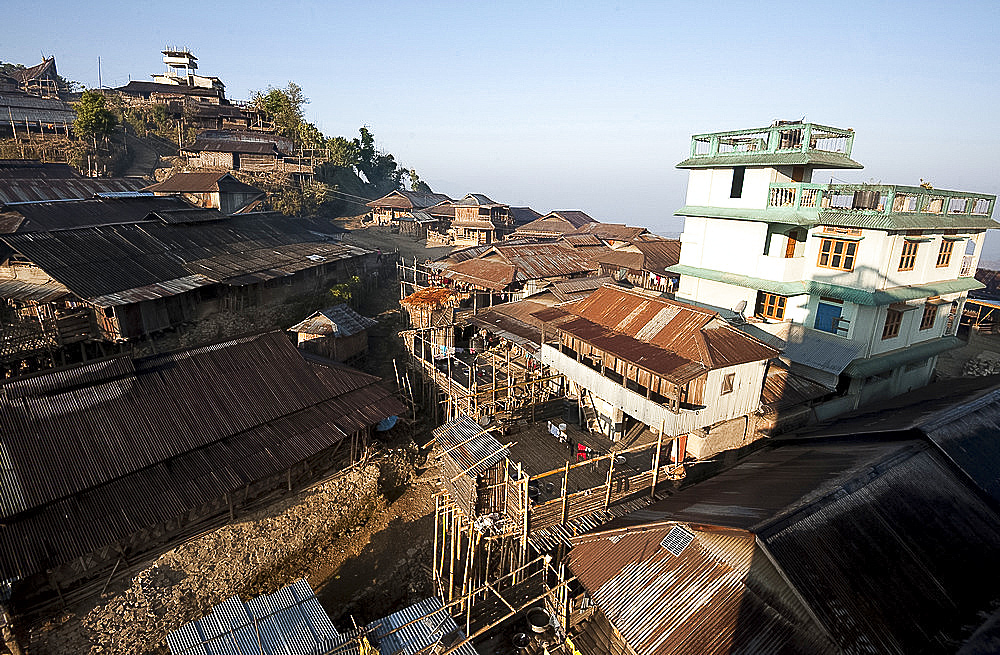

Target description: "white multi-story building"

left=669, top=121, right=998, bottom=416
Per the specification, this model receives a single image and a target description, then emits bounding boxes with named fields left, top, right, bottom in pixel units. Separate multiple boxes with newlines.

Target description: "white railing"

left=960, top=254, right=975, bottom=278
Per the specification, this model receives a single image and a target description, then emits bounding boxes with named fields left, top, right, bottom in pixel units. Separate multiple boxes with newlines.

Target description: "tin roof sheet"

left=443, top=259, right=516, bottom=291
left=491, top=243, right=598, bottom=281
left=168, top=579, right=340, bottom=655
left=2, top=215, right=370, bottom=303
left=433, top=415, right=508, bottom=477
left=0, top=332, right=403, bottom=580
left=288, top=304, right=377, bottom=337
left=145, top=172, right=263, bottom=196
left=366, top=596, right=479, bottom=655
left=0, top=175, right=147, bottom=206
left=591, top=433, right=1000, bottom=655
left=0, top=276, right=69, bottom=302
left=0, top=195, right=189, bottom=232
left=366, top=190, right=452, bottom=210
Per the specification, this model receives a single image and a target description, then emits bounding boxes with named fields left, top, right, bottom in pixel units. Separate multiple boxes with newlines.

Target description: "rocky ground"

left=28, top=443, right=438, bottom=654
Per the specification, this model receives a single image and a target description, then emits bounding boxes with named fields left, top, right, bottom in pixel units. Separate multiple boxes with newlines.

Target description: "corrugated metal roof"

left=676, top=150, right=863, bottom=169
left=514, top=211, right=596, bottom=236
left=568, top=222, right=648, bottom=242
left=550, top=276, right=613, bottom=302
left=0, top=175, right=147, bottom=206
left=842, top=335, right=962, bottom=378
left=466, top=300, right=553, bottom=353
left=0, top=93, right=75, bottom=125
left=492, top=243, right=597, bottom=282
left=567, top=524, right=838, bottom=655
left=546, top=286, right=778, bottom=382
left=444, top=259, right=516, bottom=291
left=454, top=193, right=503, bottom=207
left=168, top=579, right=341, bottom=655
left=366, top=597, right=479, bottom=655
left=674, top=204, right=1000, bottom=231
left=761, top=360, right=834, bottom=413
left=288, top=304, right=377, bottom=337
left=2, top=215, right=371, bottom=303
left=365, top=190, right=452, bottom=210
left=187, top=138, right=281, bottom=155
left=766, top=323, right=865, bottom=375
left=0, top=195, right=189, bottom=232
left=145, top=172, right=264, bottom=196
left=594, top=433, right=1000, bottom=655
left=0, top=332, right=403, bottom=580
left=0, top=276, right=69, bottom=302
left=433, top=415, right=508, bottom=477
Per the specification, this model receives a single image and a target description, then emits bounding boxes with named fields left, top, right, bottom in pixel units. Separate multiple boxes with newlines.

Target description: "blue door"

left=814, top=302, right=843, bottom=333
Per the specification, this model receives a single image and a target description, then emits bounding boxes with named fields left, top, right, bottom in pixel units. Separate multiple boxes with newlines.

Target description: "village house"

left=145, top=171, right=265, bottom=214
left=592, top=236, right=681, bottom=290
left=512, top=210, right=597, bottom=239
left=0, top=58, right=75, bottom=139
left=557, top=376, right=1000, bottom=655
left=450, top=193, right=514, bottom=246
left=565, top=221, right=650, bottom=247
left=182, top=134, right=311, bottom=174
left=288, top=303, right=377, bottom=363
left=0, top=199, right=373, bottom=349
left=0, top=332, right=403, bottom=614
left=366, top=189, right=453, bottom=225
left=534, top=285, right=778, bottom=457
left=668, top=120, right=998, bottom=417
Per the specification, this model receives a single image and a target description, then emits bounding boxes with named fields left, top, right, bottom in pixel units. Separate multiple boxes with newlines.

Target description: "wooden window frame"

left=755, top=292, right=787, bottom=320
left=821, top=226, right=862, bottom=236
left=936, top=240, right=954, bottom=268
left=817, top=238, right=858, bottom=271
left=721, top=373, right=735, bottom=395
left=919, top=303, right=937, bottom=331
left=899, top=241, right=919, bottom=271
left=882, top=308, right=903, bottom=340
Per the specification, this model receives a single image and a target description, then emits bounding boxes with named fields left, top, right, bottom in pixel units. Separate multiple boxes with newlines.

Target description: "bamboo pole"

left=432, top=496, right=440, bottom=586
left=651, top=420, right=665, bottom=498
left=604, top=453, right=616, bottom=509
left=560, top=462, right=570, bottom=525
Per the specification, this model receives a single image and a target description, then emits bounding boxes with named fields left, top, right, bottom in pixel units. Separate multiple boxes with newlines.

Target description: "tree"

left=408, top=168, right=432, bottom=193
left=251, top=82, right=308, bottom=143
left=74, top=90, right=118, bottom=145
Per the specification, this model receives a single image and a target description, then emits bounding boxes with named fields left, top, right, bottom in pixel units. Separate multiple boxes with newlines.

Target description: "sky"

left=4, top=0, right=1000, bottom=253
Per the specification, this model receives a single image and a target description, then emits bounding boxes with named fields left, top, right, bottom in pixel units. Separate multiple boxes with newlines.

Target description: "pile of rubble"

left=962, top=353, right=1000, bottom=377
left=30, top=444, right=426, bottom=655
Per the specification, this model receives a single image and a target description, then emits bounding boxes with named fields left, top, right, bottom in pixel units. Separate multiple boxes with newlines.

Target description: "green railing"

left=766, top=183, right=996, bottom=217
left=690, top=122, right=855, bottom=159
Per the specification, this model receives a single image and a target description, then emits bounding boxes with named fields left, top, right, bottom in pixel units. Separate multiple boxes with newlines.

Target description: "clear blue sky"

left=4, top=0, right=999, bottom=251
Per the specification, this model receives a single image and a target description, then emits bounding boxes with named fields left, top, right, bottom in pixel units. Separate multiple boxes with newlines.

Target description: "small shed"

left=288, top=304, right=377, bottom=362
left=434, top=415, right=513, bottom=518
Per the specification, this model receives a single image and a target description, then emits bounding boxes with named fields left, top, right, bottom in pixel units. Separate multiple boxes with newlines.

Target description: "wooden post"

left=521, top=467, right=529, bottom=574
left=433, top=496, right=440, bottom=586
left=560, top=462, right=570, bottom=525
left=651, top=420, right=665, bottom=498
left=604, top=453, right=616, bottom=509
left=449, top=508, right=457, bottom=602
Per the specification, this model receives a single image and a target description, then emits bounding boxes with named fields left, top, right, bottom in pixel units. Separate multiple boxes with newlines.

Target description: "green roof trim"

left=675, top=205, right=816, bottom=226
left=668, top=264, right=985, bottom=306
left=677, top=150, right=863, bottom=170
left=843, top=336, right=963, bottom=378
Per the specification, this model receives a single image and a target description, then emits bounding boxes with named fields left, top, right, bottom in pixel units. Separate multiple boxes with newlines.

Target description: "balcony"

left=960, top=254, right=976, bottom=278
left=765, top=183, right=997, bottom=226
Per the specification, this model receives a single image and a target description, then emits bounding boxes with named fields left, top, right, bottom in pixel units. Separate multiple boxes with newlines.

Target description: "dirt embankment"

left=28, top=443, right=438, bottom=655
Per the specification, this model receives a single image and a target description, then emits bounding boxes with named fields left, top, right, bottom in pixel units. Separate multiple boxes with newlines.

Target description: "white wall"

left=684, top=168, right=771, bottom=209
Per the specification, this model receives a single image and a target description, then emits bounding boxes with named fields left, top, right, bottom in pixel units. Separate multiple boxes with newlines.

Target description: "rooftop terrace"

left=677, top=122, right=862, bottom=169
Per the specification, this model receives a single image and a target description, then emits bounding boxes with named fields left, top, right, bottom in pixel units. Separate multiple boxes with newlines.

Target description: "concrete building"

left=668, top=120, right=998, bottom=417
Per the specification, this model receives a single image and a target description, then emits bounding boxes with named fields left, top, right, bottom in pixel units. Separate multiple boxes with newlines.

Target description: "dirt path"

left=122, top=129, right=160, bottom=179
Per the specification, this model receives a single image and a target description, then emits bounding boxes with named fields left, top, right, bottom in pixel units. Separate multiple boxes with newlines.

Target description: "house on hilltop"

left=450, top=193, right=513, bottom=246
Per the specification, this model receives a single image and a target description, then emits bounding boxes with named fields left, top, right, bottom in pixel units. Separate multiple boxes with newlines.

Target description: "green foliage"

left=408, top=168, right=432, bottom=193
left=74, top=90, right=118, bottom=142
left=328, top=276, right=362, bottom=306
left=251, top=82, right=307, bottom=142
left=271, top=180, right=330, bottom=217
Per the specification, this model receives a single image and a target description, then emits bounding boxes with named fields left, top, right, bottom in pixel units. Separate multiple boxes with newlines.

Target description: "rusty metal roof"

left=492, top=243, right=598, bottom=281
left=2, top=215, right=370, bottom=303
left=546, top=286, right=778, bottom=382
left=466, top=300, right=554, bottom=353
left=567, top=523, right=838, bottom=655
left=594, top=434, right=1000, bottom=655
left=568, top=222, right=649, bottom=242
left=514, top=211, right=596, bottom=236
left=365, top=190, right=451, bottom=210
left=443, top=259, right=517, bottom=291
left=0, top=276, right=69, bottom=302
left=760, top=360, right=833, bottom=413
left=0, top=332, right=403, bottom=581
left=288, top=303, right=377, bottom=337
